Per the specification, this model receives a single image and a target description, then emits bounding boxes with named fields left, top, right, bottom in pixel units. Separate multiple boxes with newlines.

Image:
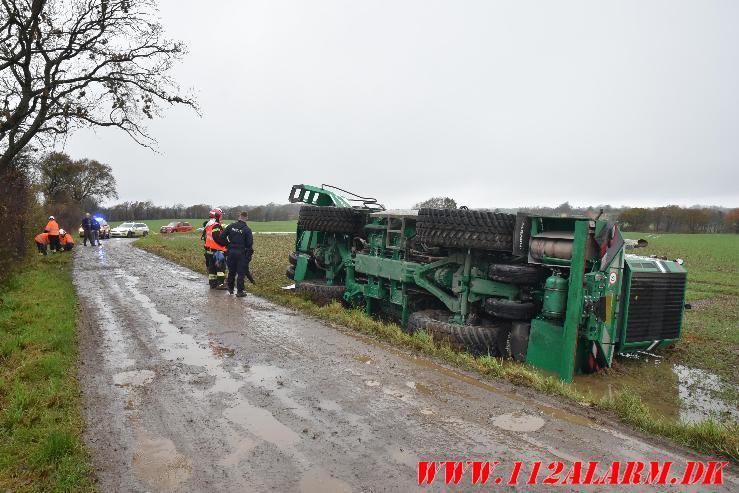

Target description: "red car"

left=160, top=221, right=193, bottom=233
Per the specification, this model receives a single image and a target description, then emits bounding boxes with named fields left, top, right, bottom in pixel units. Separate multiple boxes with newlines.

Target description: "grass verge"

left=0, top=254, right=94, bottom=492
left=135, top=232, right=738, bottom=462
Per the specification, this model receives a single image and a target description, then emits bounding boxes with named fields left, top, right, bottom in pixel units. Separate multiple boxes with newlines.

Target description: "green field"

left=622, top=233, right=738, bottom=378
left=135, top=231, right=739, bottom=460
left=0, top=255, right=93, bottom=491
left=108, top=218, right=297, bottom=233
left=615, top=233, right=739, bottom=422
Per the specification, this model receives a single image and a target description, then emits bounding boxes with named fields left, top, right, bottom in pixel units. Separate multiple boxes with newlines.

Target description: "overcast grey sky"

left=65, top=0, right=739, bottom=209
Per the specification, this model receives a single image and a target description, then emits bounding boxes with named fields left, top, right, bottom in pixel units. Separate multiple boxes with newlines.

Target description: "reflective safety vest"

left=204, top=222, right=226, bottom=251
left=45, top=220, right=59, bottom=235
left=35, top=232, right=49, bottom=244
left=60, top=233, right=74, bottom=245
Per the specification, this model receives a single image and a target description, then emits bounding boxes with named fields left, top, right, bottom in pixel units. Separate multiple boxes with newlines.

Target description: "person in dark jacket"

left=81, top=213, right=94, bottom=246
left=217, top=211, right=254, bottom=297
left=90, top=216, right=101, bottom=245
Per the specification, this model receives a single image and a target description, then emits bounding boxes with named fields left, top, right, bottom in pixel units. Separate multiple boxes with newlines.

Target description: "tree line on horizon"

left=100, top=197, right=738, bottom=233
left=99, top=202, right=302, bottom=223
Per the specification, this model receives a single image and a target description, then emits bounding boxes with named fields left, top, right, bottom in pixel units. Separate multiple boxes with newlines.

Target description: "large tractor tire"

left=296, top=279, right=346, bottom=306
left=416, top=208, right=515, bottom=252
left=286, top=265, right=296, bottom=280
left=483, top=298, right=539, bottom=320
left=509, top=321, right=530, bottom=362
left=488, top=263, right=548, bottom=285
left=298, top=205, right=364, bottom=234
left=408, top=309, right=510, bottom=356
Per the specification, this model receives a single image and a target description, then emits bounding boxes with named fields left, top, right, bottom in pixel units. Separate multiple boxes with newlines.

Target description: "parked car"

left=78, top=217, right=111, bottom=239
left=160, top=221, right=193, bottom=233
left=110, top=222, right=149, bottom=238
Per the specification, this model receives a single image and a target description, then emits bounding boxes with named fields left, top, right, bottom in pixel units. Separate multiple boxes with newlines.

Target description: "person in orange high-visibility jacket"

left=44, top=216, right=61, bottom=252
left=35, top=232, right=49, bottom=255
left=202, top=208, right=227, bottom=288
left=59, top=229, right=75, bottom=251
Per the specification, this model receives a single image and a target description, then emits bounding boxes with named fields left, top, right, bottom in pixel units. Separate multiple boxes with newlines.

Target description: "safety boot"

left=236, top=291, right=246, bottom=298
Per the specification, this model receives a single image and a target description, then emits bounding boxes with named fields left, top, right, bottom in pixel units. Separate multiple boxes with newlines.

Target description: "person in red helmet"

left=201, top=209, right=216, bottom=271
left=202, top=207, right=227, bottom=288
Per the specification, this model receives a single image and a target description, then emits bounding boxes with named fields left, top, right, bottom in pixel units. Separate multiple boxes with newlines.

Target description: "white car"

left=110, top=222, right=150, bottom=238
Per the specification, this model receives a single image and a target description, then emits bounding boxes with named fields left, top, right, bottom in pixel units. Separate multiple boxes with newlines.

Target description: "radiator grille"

left=625, top=272, right=686, bottom=343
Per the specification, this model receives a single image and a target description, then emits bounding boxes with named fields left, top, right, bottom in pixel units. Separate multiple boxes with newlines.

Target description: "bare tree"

left=0, top=0, right=197, bottom=169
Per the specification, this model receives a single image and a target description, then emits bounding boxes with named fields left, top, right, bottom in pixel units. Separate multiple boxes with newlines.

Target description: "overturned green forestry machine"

left=286, top=184, right=688, bottom=382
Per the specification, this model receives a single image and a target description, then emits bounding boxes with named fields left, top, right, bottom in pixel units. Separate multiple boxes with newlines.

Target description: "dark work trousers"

left=91, top=230, right=100, bottom=245
left=48, top=234, right=60, bottom=252
left=83, top=230, right=93, bottom=246
left=36, top=242, right=47, bottom=255
left=226, top=250, right=248, bottom=292
left=205, top=249, right=226, bottom=287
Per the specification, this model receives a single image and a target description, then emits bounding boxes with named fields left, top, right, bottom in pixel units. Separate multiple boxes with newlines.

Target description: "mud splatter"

left=492, top=412, right=546, bottom=432
left=210, top=342, right=235, bottom=358
left=353, top=354, right=372, bottom=364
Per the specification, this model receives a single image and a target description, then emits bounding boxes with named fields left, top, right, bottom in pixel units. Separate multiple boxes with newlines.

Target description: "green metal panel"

left=467, top=278, right=519, bottom=299
left=526, top=319, right=565, bottom=373
left=354, top=254, right=417, bottom=282
left=289, top=184, right=353, bottom=208
left=618, top=256, right=687, bottom=353
left=294, top=254, right=310, bottom=282
left=560, top=221, right=588, bottom=382
left=527, top=220, right=589, bottom=382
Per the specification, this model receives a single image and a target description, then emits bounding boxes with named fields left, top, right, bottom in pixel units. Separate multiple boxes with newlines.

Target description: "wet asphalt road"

left=73, top=239, right=736, bottom=492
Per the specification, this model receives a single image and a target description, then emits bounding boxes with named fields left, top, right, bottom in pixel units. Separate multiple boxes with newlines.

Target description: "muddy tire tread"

left=298, top=206, right=364, bottom=234
left=416, top=208, right=515, bottom=251
left=483, top=298, right=539, bottom=320
left=488, top=263, right=548, bottom=285
left=509, top=321, right=530, bottom=362
left=408, top=309, right=510, bottom=356
left=296, top=279, right=346, bottom=306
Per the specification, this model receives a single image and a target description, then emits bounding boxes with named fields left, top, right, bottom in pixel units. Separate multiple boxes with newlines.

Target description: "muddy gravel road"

left=73, top=240, right=736, bottom=492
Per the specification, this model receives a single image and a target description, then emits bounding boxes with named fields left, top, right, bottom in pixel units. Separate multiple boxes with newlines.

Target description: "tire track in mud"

left=74, top=240, right=737, bottom=492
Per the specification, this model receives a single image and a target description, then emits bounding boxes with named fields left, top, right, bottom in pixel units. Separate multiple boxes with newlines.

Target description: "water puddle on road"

left=405, top=381, right=434, bottom=396
left=574, top=355, right=739, bottom=424
left=113, top=369, right=155, bottom=387
left=299, top=467, right=352, bottom=493
left=492, top=412, right=546, bottom=432
left=118, top=268, right=247, bottom=396
left=224, top=400, right=300, bottom=451
left=387, top=446, right=420, bottom=470
left=219, top=432, right=257, bottom=467
left=133, top=430, right=192, bottom=492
